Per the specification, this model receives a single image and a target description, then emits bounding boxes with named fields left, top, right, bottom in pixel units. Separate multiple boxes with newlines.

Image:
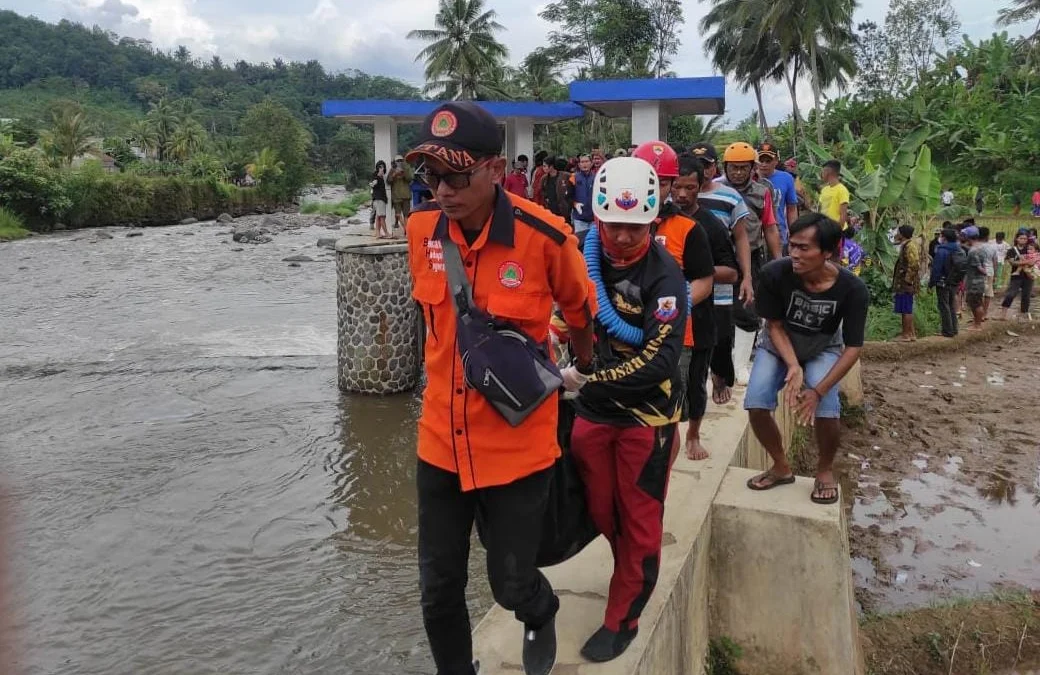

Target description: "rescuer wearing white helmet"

left=553, top=156, right=687, bottom=662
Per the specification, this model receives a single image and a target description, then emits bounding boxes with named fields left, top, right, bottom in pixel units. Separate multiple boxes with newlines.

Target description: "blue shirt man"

left=755, top=142, right=799, bottom=246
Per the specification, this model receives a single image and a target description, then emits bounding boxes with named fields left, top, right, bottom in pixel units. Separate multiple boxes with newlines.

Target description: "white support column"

left=515, top=117, right=534, bottom=166
left=631, top=100, right=662, bottom=146
left=504, top=118, right=517, bottom=162
left=373, top=117, right=398, bottom=166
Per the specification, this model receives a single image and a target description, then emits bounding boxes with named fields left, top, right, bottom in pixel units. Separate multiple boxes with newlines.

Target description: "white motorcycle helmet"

left=592, top=157, right=661, bottom=225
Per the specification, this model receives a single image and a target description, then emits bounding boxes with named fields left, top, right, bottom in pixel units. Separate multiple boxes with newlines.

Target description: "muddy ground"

left=836, top=325, right=1040, bottom=617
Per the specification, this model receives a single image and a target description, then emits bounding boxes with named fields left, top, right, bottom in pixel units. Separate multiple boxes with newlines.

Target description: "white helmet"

left=592, top=157, right=660, bottom=225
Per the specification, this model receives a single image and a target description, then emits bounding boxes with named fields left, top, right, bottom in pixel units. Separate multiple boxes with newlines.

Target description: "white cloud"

left=9, top=0, right=1033, bottom=124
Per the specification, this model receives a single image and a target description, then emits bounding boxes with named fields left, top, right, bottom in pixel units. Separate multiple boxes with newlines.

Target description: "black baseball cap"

left=690, top=142, right=718, bottom=163
left=405, top=101, right=502, bottom=172
left=757, top=142, right=780, bottom=160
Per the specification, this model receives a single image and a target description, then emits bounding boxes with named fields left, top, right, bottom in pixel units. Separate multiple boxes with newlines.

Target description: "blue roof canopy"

left=322, top=99, right=585, bottom=122
left=569, top=77, right=726, bottom=116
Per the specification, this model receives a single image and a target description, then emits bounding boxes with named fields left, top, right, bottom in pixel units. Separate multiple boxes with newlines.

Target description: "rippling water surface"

left=0, top=223, right=489, bottom=674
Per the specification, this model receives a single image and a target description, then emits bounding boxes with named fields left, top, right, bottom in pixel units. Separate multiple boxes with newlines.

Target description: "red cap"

left=631, top=141, right=679, bottom=178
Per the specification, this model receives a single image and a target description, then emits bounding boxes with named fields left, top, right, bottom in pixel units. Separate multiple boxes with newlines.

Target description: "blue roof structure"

left=323, top=77, right=727, bottom=122
left=569, top=77, right=726, bottom=116
left=322, top=99, right=585, bottom=122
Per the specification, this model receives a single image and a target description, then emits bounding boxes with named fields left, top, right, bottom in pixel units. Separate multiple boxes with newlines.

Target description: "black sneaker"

left=580, top=625, right=638, bottom=663
left=521, top=616, right=557, bottom=675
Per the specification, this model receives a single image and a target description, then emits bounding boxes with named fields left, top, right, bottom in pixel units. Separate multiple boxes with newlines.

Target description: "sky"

left=2, top=0, right=1030, bottom=125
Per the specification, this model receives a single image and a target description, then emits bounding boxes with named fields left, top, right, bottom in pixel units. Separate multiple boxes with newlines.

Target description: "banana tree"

left=802, top=126, right=940, bottom=274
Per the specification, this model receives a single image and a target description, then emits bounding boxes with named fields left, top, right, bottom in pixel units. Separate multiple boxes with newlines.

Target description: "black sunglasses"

left=420, top=160, right=491, bottom=190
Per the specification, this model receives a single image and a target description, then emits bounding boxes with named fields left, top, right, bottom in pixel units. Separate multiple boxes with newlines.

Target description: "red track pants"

left=570, top=417, right=676, bottom=632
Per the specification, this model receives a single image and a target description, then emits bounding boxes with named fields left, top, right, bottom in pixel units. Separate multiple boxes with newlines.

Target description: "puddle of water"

left=852, top=469, right=1040, bottom=611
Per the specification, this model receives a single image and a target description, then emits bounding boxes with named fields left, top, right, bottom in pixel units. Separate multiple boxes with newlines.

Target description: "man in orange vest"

left=630, top=141, right=715, bottom=461
left=405, top=101, right=596, bottom=675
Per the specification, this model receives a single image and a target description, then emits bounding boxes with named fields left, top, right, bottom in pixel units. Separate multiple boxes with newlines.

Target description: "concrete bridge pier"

left=336, top=241, right=421, bottom=394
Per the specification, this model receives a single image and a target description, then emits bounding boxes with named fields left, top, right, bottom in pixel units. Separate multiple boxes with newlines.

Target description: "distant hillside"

left=0, top=10, right=419, bottom=165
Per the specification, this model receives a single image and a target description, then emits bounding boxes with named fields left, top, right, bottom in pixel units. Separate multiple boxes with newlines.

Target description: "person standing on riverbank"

left=891, top=225, right=920, bottom=341
left=561, top=157, right=686, bottom=663
left=369, top=161, right=390, bottom=239
left=929, top=228, right=963, bottom=338
left=744, top=213, right=869, bottom=505
left=405, top=101, right=596, bottom=675
left=388, top=155, right=413, bottom=234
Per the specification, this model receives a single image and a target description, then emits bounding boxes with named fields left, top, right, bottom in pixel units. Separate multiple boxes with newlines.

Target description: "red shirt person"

left=504, top=161, right=530, bottom=198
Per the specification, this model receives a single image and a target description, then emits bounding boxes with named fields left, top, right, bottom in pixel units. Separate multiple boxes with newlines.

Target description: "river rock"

left=283, top=255, right=315, bottom=263
left=232, top=223, right=272, bottom=244
left=180, top=217, right=198, bottom=225
left=288, top=262, right=301, bottom=268
left=95, top=231, right=113, bottom=240
left=261, top=215, right=285, bottom=230
left=316, top=237, right=338, bottom=249
left=53, top=222, right=67, bottom=231
left=217, top=213, right=234, bottom=223
left=347, top=218, right=363, bottom=225
left=327, top=224, right=341, bottom=231
left=126, top=231, right=143, bottom=238
left=181, top=231, right=195, bottom=236
left=231, top=247, right=244, bottom=252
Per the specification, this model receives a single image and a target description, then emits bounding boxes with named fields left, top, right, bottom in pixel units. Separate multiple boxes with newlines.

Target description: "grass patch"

left=707, top=636, right=744, bottom=675
left=300, top=191, right=369, bottom=218
left=861, top=591, right=1040, bottom=675
left=865, top=290, right=942, bottom=342
left=0, top=206, right=31, bottom=241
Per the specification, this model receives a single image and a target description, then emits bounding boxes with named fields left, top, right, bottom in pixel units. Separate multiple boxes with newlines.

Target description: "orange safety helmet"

left=723, top=142, right=757, bottom=163
left=631, top=141, right=679, bottom=178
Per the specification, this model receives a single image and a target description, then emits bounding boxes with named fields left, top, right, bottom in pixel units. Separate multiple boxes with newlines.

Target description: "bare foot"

left=685, top=438, right=710, bottom=461
left=711, top=374, right=732, bottom=405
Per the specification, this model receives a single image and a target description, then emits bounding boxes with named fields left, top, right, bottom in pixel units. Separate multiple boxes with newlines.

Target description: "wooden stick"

left=948, top=621, right=964, bottom=675
left=1012, top=622, right=1027, bottom=670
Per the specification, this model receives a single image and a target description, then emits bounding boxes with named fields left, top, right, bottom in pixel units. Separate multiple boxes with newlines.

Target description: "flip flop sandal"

left=746, top=471, right=796, bottom=491
left=811, top=480, right=840, bottom=505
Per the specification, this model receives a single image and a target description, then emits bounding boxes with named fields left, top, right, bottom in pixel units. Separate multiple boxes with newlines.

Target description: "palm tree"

left=408, top=0, right=509, bottom=99
left=246, top=147, right=284, bottom=185
left=128, top=120, right=159, bottom=160
left=43, top=108, right=95, bottom=166
left=170, top=119, right=208, bottom=160
left=760, top=0, right=859, bottom=145
left=146, top=98, right=181, bottom=161
left=517, top=49, right=564, bottom=101
left=700, top=0, right=786, bottom=137
left=997, top=0, right=1040, bottom=42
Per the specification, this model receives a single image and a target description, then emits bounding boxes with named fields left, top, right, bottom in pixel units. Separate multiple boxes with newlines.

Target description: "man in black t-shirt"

left=743, top=213, right=869, bottom=505
left=672, top=153, right=739, bottom=460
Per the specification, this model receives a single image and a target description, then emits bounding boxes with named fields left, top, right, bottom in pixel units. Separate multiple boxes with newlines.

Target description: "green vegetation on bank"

left=0, top=205, right=30, bottom=240
left=300, top=192, right=370, bottom=219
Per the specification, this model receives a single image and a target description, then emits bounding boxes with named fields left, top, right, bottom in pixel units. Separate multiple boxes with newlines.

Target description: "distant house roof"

left=321, top=99, right=586, bottom=123
left=568, top=77, right=726, bottom=117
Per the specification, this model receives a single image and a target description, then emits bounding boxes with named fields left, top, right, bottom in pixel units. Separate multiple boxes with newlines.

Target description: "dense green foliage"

left=299, top=192, right=370, bottom=218
left=0, top=10, right=419, bottom=183
left=0, top=205, right=30, bottom=240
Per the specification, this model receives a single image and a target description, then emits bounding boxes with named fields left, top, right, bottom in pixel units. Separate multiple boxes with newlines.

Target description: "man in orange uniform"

left=630, top=141, right=715, bottom=461
left=405, top=101, right=596, bottom=675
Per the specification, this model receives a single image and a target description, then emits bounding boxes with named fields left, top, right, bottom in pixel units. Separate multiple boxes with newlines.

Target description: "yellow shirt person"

left=819, top=182, right=850, bottom=224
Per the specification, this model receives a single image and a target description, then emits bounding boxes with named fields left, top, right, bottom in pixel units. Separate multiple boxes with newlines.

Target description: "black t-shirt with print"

left=689, top=207, right=736, bottom=350
left=755, top=258, right=869, bottom=363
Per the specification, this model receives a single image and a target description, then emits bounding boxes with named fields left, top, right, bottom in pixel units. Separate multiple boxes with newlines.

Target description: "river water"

left=0, top=220, right=489, bottom=674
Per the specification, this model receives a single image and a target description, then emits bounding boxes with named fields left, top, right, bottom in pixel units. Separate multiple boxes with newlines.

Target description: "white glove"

left=560, top=366, right=590, bottom=393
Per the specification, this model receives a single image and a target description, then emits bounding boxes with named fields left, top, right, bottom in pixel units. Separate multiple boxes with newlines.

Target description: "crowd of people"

left=400, top=101, right=871, bottom=675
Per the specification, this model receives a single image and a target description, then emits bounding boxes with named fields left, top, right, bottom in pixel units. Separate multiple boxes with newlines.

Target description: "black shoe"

left=521, top=616, right=556, bottom=675
left=580, top=625, right=638, bottom=663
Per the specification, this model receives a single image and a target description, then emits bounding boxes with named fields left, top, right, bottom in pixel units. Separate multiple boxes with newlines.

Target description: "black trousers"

left=936, top=284, right=958, bottom=337
left=418, top=460, right=558, bottom=675
left=710, top=304, right=736, bottom=388
left=687, top=347, right=713, bottom=419
left=1001, top=276, right=1034, bottom=313
left=732, top=247, right=767, bottom=332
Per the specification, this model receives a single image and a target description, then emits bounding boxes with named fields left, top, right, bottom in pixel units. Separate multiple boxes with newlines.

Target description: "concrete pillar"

left=631, top=100, right=662, bottom=146
left=373, top=117, right=398, bottom=166
left=515, top=117, right=534, bottom=166
left=711, top=468, right=866, bottom=675
left=336, top=241, right=420, bottom=394
left=503, top=118, right=517, bottom=162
